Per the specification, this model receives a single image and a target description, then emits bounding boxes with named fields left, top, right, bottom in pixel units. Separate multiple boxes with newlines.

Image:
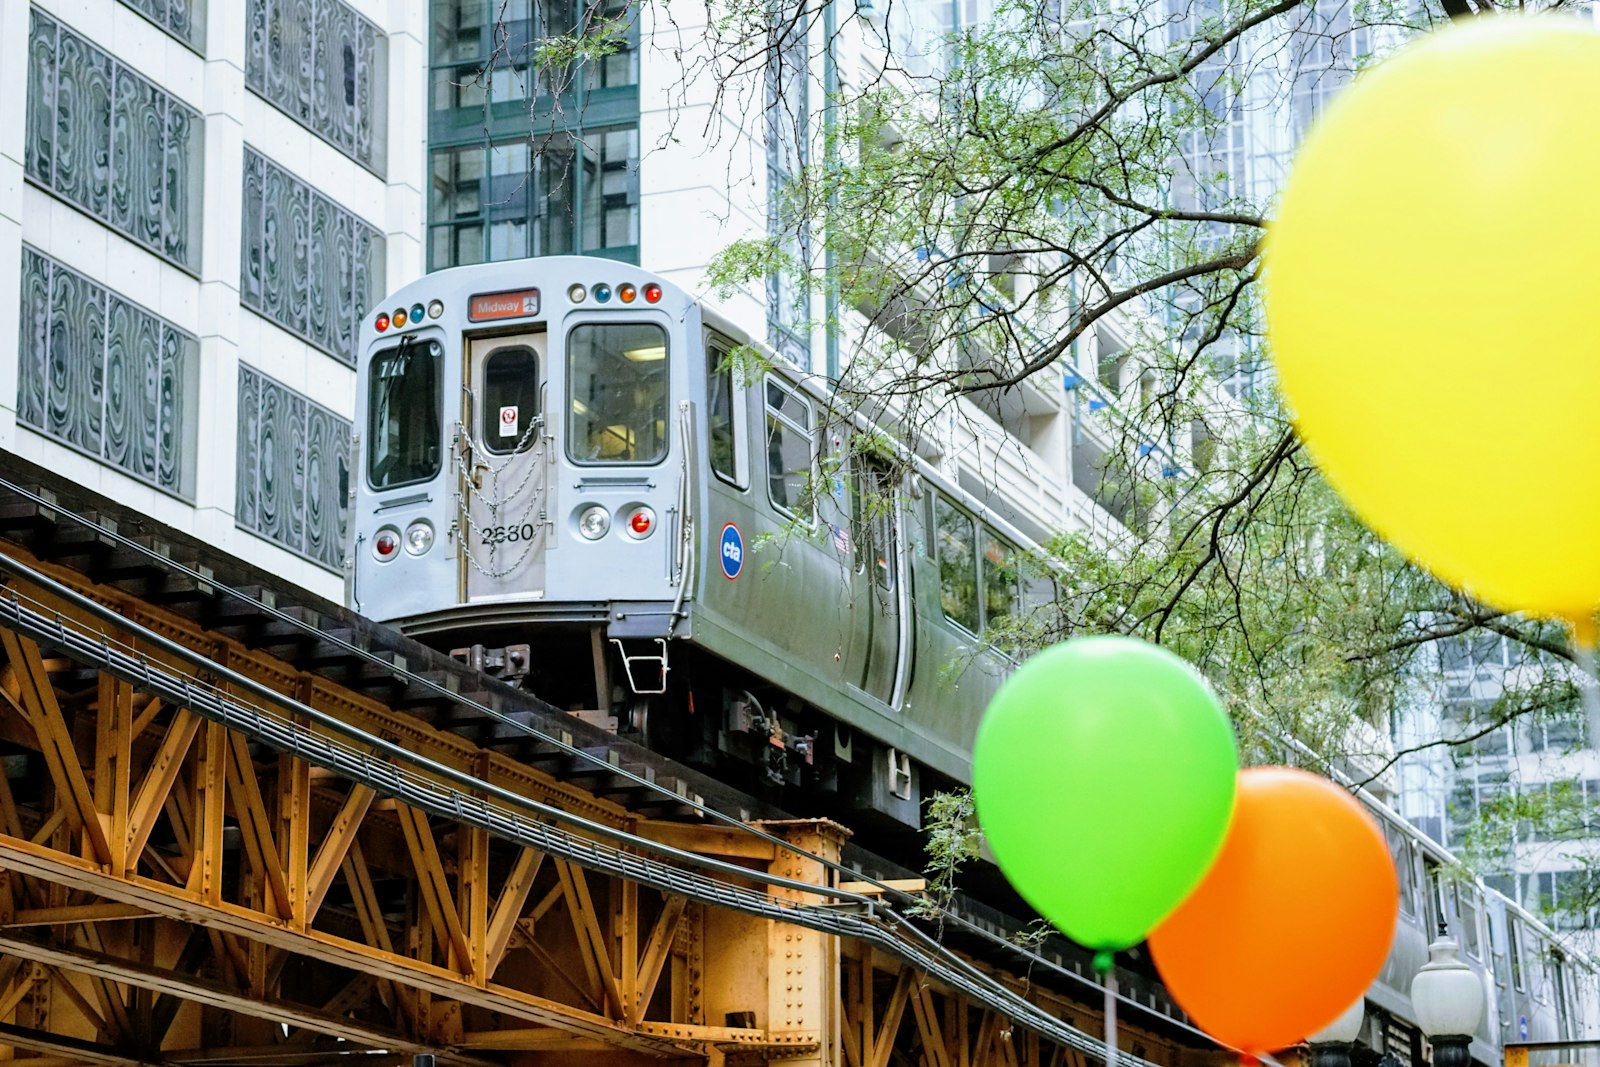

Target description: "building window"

left=236, top=364, right=351, bottom=571
left=17, top=246, right=198, bottom=499
left=427, top=0, right=641, bottom=270
left=245, top=0, right=387, bottom=172
left=118, top=0, right=206, bottom=52
left=765, top=5, right=810, bottom=366
left=428, top=128, right=639, bottom=269
left=431, top=0, right=638, bottom=99
left=240, top=147, right=385, bottom=366
left=25, top=8, right=204, bottom=273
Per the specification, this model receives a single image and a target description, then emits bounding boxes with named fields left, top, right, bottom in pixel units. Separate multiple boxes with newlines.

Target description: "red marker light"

left=375, top=312, right=390, bottom=332
left=373, top=529, right=400, bottom=560
left=628, top=508, right=655, bottom=537
left=619, top=283, right=637, bottom=304
left=643, top=283, right=662, bottom=303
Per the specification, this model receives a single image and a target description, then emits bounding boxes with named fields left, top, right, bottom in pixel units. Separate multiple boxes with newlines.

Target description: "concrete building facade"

left=0, top=0, right=429, bottom=602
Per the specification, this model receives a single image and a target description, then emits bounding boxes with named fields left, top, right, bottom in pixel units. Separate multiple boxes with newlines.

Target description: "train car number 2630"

left=480, top=524, right=538, bottom=544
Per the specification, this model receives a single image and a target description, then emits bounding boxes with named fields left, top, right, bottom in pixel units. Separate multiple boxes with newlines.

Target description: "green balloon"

left=972, top=636, right=1238, bottom=951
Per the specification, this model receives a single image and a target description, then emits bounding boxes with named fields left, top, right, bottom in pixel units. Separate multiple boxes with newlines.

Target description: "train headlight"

left=427, top=299, right=444, bottom=319
left=403, top=520, right=434, bottom=556
left=568, top=284, right=587, bottom=303
left=578, top=505, right=611, bottom=540
left=626, top=507, right=655, bottom=538
left=373, top=527, right=401, bottom=562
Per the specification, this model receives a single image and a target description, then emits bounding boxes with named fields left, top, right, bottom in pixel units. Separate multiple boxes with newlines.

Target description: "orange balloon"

left=1148, top=767, right=1398, bottom=1053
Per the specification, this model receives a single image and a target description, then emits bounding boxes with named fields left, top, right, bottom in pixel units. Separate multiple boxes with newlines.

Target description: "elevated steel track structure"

left=0, top=461, right=1202, bottom=1067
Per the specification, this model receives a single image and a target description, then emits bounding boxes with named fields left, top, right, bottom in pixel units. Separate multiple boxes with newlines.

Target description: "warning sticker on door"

left=499, top=405, right=519, bottom=437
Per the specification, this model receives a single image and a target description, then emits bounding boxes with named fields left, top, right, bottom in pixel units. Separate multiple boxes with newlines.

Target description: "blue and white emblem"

left=720, top=523, right=744, bottom=579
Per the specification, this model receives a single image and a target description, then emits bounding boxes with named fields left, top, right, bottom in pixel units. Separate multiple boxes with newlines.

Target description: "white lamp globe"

left=1411, top=933, right=1486, bottom=1039
left=1309, top=998, right=1366, bottom=1045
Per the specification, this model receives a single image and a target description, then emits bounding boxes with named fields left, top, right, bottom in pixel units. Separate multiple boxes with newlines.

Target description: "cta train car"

left=353, top=256, right=1046, bottom=826
left=1365, top=788, right=1600, bottom=1064
left=352, top=256, right=1600, bottom=1060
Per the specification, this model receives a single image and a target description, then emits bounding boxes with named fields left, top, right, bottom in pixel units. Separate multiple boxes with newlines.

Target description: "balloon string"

left=1103, top=963, right=1117, bottom=1067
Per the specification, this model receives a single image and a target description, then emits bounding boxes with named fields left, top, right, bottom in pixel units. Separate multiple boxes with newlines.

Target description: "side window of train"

left=1552, top=951, right=1571, bottom=1034
left=482, top=346, right=539, bottom=455
left=1509, top=915, right=1527, bottom=991
left=1384, top=824, right=1418, bottom=918
left=854, top=454, right=897, bottom=592
left=707, top=337, right=746, bottom=488
left=765, top=377, right=814, bottom=519
left=934, top=495, right=980, bottom=633
left=982, top=533, right=1021, bottom=629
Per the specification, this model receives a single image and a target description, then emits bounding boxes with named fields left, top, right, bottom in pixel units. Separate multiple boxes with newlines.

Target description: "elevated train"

left=352, top=257, right=1598, bottom=1060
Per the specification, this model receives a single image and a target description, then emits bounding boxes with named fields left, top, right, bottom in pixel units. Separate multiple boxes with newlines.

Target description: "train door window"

left=853, top=455, right=896, bottom=592
left=1424, top=856, right=1446, bottom=936
left=1485, top=908, right=1504, bottom=986
left=1458, top=884, right=1484, bottom=959
left=482, top=346, right=540, bottom=455
left=981, top=533, right=1020, bottom=631
left=567, top=322, right=669, bottom=464
left=707, top=336, right=746, bottom=488
left=934, top=495, right=980, bottom=633
left=765, top=377, right=814, bottom=518
left=1509, top=916, right=1526, bottom=991
left=369, top=339, right=442, bottom=490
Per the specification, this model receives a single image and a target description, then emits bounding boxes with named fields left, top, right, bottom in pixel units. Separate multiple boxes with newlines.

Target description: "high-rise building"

left=0, top=0, right=427, bottom=600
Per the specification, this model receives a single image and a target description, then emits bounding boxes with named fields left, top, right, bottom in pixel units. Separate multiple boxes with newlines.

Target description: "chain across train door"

left=457, top=331, right=553, bottom=602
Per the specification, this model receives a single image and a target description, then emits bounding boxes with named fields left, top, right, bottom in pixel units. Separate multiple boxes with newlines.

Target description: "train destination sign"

left=469, top=287, right=541, bottom=321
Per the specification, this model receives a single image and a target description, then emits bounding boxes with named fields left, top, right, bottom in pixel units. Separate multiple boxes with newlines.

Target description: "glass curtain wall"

left=428, top=0, right=640, bottom=268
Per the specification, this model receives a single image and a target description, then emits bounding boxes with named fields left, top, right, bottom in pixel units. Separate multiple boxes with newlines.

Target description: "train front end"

left=352, top=257, right=697, bottom=694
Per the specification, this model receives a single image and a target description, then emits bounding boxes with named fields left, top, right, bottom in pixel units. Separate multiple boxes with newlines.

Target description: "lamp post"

left=1309, top=997, right=1366, bottom=1067
left=1410, top=921, right=1486, bottom=1067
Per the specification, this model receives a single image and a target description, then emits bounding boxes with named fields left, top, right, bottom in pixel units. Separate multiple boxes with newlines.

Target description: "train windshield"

left=567, top=322, right=669, bottom=464
left=368, top=339, right=442, bottom=489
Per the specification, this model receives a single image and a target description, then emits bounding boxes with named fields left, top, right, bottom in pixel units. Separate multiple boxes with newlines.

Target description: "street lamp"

left=1308, top=997, right=1366, bottom=1067
left=1410, top=921, right=1486, bottom=1067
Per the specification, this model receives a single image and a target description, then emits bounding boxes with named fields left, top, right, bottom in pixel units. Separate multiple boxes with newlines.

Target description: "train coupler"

left=449, top=643, right=531, bottom=684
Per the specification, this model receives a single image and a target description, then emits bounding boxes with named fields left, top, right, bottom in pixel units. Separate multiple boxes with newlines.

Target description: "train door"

left=848, top=452, right=902, bottom=705
left=457, top=331, right=553, bottom=602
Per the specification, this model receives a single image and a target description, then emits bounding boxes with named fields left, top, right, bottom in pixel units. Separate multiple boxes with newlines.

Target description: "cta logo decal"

left=720, top=523, right=744, bottom=579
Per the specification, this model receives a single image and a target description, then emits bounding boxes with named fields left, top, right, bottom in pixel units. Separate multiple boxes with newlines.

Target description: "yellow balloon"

left=1266, top=18, right=1600, bottom=623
